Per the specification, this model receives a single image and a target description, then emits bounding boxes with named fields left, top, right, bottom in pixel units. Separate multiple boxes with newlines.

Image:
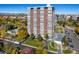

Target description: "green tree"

left=62, top=36, right=69, bottom=47
left=44, top=34, right=49, bottom=40
left=35, top=48, right=47, bottom=54
left=57, top=20, right=64, bottom=26
left=44, top=34, right=49, bottom=49
left=29, top=33, right=35, bottom=40
left=37, top=34, right=43, bottom=41
left=16, top=29, right=27, bottom=41
left=6, top=24, right=16, bottom=30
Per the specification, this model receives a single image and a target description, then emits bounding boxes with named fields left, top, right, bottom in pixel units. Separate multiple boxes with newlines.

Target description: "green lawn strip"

left=48, top=42, right=57, bottom=52
left=24, top=39, right=44, bottom=48
left=63, top=49, right=73, bottom=54
left=15, top=38, right=24, bottom=42
left=15, top=39, right=22, bottom=42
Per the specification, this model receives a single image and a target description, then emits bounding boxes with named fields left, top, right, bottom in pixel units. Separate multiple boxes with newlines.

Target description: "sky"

left=0, top=4, right=79, bottom=14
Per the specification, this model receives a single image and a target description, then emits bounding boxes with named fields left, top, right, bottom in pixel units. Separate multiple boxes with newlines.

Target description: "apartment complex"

left=27, top=6, right=55, bottom=40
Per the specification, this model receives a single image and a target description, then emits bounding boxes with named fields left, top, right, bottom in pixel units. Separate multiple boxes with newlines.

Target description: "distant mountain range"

left=0, top=13, right=27, bottom=16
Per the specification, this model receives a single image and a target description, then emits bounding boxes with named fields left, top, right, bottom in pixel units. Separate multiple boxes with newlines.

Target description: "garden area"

left=63, top=48, right=73, bottom=54
left=48, top=41, right=57, bottom=52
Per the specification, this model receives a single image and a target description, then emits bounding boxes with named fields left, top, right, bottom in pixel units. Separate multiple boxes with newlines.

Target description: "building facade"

left=27, top=6, right=55, bottom=40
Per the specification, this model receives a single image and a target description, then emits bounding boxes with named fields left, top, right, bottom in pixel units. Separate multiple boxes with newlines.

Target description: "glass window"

left=70, top=45, right=74, bottom=48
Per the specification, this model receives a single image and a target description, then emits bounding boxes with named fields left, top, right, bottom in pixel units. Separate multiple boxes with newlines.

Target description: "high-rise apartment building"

left=27, top=6, right=55, bottom=40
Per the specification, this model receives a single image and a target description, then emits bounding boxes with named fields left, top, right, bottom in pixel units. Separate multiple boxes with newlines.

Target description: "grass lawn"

left=48, top=41, right=57, bottom=52
left=15, top=37, right=25, bottom=42
left=35, top=48, right=48, bottom=54
left=15, top=38, right=23, bottom=42
left=63, top=49, right=73, bottom=54
left=24, top=39, right=44, bottom=48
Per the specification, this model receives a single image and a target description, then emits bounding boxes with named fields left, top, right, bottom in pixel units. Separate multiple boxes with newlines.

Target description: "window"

left=40, top=8, right=44, bottom=10
left=33, top=11, right=37, bottom=13
left=37, top=8, right=40, bottom=9
left=31, top=8, right=33, bottom=9
left=70, top=45, right=74, bottom=48
left=40, top=11, right=44, bottom=13
left=48, top=7, right=52, bottom=10
left=44, top=7, right=48, bottom=9
left=48, top=11, right=52, bottom=13
left=48, top=14, right=52, bottom=17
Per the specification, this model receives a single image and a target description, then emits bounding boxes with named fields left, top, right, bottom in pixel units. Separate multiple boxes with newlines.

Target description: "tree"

left=44, top=34, right=49, bottom=49
left=16, top=29, right=27, bottom=41
left=57, top=20, right=64, bottom=26
left=11, top=48, right=17, bottom=54
left=37, top=34, right=43, bottom=41
left=56, top=15, right=59, bottom=20
left=44, top=34, right=49, bottom=40
left=66, top=16, right=76, bottom=26
left=6, top=24, right=16, bottom=30
left=25, top=33, right=29, bottom=39
left=75, top=26, right=79, bottom=35
left=0, top=28, right=7, bottom=38
left=35, top=48, right=47, bottom=54
left=62, top=36, right=69, bottom=47
left=29, top=33, right=35, bottom=40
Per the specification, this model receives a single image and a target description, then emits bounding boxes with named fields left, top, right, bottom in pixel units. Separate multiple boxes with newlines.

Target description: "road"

left=65, top=27, right=79, bottom=52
